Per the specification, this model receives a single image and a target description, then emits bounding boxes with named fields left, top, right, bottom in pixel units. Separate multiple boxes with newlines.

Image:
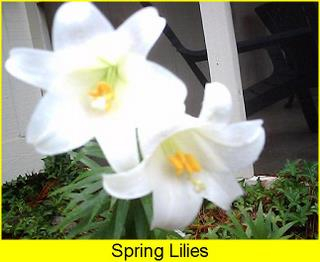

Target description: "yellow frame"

left=0, top=0, right=319, bottom=261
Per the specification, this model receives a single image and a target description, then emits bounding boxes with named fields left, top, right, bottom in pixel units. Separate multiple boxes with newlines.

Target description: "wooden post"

left=200, top=2, right=253, bottom=178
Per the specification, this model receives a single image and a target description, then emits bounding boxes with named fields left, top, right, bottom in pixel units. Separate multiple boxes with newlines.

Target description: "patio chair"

left=252, top=2, right=318, bottom=132
left=141, top=2, right=318, bottom=133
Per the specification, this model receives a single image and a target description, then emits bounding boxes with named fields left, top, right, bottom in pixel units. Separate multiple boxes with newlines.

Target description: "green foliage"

left=192, top=160, right=318, bottom=239
left=224, top=203, right=294, bottom=239
left=51, top=166, right=111, bottom=239
left=2, top=154, right=83, bottom=239
left=3, top=145, right=317, bottom=240
left=51, top=142, right=180, bottom=239
left=2, top=141, right=180, bottom=239
left=271, top=161, right=318, bottom=230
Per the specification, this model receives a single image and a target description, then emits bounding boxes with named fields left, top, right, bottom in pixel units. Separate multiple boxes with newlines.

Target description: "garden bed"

left=2, top=154, right=318, bottom=239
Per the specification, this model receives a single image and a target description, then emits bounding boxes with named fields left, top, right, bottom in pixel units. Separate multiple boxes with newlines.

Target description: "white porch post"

left=200, top=2, right=253, bottom=178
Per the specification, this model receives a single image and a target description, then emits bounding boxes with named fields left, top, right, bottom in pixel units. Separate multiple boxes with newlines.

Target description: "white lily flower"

left=5, top=3, right=187, bottom=172
left=103, top=82, right=265, bottom=230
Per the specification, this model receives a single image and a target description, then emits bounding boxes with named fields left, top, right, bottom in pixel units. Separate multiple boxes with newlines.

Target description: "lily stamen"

left=168, top=151, right=202, bottom=175
left=168, top=151, right=205, bottom=191
left=89, top=81, right=115, bottom=111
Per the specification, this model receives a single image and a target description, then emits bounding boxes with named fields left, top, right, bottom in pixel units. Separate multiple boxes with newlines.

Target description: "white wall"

left=2, top=3, right=46, bottom=182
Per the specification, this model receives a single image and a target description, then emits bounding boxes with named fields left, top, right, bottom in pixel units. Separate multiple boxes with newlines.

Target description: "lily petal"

left=121, top=56, right=187, bottom=125
left=199, top=82, right=232, bottom=127
left=95, top=121, right=140, bottom=173
left=151, top=176, right=203, bottom=230
left=52, top=2, right=114, bottom=51
left=195, top=120, right=265, bottom=172
left=198, top=172, right=243, bottom=210
left=26, top=93, right=93, bottom=155
left=143, top=148, right=202, bottom=230
left=5, top=48, right=56, bottom=89
left=102, top=146, right=166, bottom=199
left=117, top=7, right=166, bottom=57
left=138, top=115, right=203, bottom=159
left=102, top=163, right=152, bottom=199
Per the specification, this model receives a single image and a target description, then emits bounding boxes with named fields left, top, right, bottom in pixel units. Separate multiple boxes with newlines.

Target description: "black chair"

left=252, top=2, right=318, bottom=132
left=141, top=2, right=318, bottom=133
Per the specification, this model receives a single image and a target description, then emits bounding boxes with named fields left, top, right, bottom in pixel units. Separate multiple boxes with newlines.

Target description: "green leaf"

left=50, top=168, right=106, bottom=196
left=80, top=141, right=105, bottom=159
left=141, top=195, right=153, bottom=224
left=69, top=151, right=101, bottom=169
left=272, top=222, right=295, bottom=239
left=66, top=190, right=109, bottom=238
left=87, top=217, right=114, bottom=239
left=132, top=199, right=150, bottom=239
left=254, top=202, right=268, bottom=238
left=239, top=207, right=254, bottom=237
left=226, top=211, right=248, bottom=239
left=113, top=200, right=130, bottom=238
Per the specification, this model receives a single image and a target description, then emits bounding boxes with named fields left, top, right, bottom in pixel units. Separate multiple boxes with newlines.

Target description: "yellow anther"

left=176, top=152, right=192, bottom=174
left=89, top=81, right=115, bottom=111
left=185, top=154, right=201, bottom=173
left=168, top=151, right=202, bottom=176
left=169, top=155, right=184, bottom=176
left=167, top=149, right=205, bottom=192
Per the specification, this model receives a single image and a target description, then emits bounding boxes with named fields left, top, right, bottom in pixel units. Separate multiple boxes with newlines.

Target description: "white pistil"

left=90, top=96, right=108, bottom=111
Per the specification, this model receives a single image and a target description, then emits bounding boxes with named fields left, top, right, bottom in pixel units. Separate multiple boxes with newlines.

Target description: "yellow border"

left=0, top=1, right=319, bottom=262
left=1, top=0, right=320, bottom=2
left=0, top=240, right=320, bottom=261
